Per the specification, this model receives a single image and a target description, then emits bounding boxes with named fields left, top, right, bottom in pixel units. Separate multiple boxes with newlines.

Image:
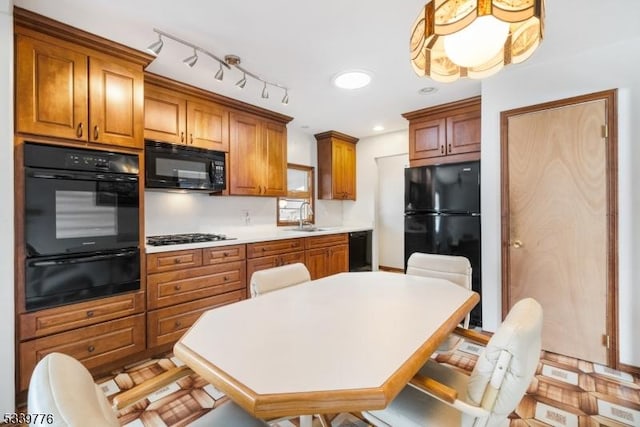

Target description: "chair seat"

left=189, top=401, right=268, bottom=427
left=363, top=360, right=472, bottom=427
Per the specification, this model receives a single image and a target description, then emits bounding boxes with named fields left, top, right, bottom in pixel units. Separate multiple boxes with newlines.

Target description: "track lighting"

left=214, top=63, right=224, bottom=81
left=182, top=49, right=198, bottom=68
left=147, top=29, right=290, bottom=104
left=236, top=73, right=247, bottom=89
left=146, top=34, right=163, bottom=56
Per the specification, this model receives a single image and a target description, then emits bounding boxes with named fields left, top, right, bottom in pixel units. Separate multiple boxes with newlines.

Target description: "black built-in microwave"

left=145, top=140, right=226, bottom=192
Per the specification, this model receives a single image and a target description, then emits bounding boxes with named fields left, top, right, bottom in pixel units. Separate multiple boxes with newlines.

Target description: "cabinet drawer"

left=147, top=249, right=203, bottom=273
left=305, top=233, right=348, bottom=249
left=19, top=292, right=145, bottom=340
left=202, top=244, right=246, bottom=265
left=247, top=239, right=303, bottom=258
left=246, top=251, right=306, bottom=284
left=148, top=261, right=246, bottom=309
left=19, top=313, right=145, bottom=391
left=148, top=290, right=245, bottom=348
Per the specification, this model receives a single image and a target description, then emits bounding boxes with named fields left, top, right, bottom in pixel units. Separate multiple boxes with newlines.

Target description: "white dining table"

left=174, top=271, right=479, bottom=425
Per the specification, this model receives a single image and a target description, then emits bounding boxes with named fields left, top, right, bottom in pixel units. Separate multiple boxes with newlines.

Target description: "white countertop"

left=145, top=225, right=373, bottom=253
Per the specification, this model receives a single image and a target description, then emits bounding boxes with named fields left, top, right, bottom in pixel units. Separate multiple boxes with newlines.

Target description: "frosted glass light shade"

left=443, top=15, right=509, bottom=67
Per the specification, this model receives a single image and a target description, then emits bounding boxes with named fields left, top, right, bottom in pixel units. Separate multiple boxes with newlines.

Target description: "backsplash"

left=144, top=191, right=344, bottom=236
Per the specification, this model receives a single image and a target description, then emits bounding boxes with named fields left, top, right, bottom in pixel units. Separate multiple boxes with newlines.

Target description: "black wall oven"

left=24, top=142, right=141, bottom=311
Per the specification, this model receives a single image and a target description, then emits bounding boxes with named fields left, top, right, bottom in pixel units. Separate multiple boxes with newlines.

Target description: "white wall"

left=481, top=37, right=640, bottom=366
left=1, top=0, right=15, bottom=412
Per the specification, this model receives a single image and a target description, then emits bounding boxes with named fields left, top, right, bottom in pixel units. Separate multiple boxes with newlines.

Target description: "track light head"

left=146, top=34, right=164, bottom=56
left=261, top=82, right=269, bottom=99
left=214, top=64, right=224, bottom=81
left=183, top=49, right=198, bottom=67
left=281, top=90, right=289, bottom=105
left=236, top=73, right=247, bottom=89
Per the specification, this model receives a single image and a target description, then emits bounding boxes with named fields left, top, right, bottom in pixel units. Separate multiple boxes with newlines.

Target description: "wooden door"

left=446, top=110, right=480, bottom=155
left=144, top=85, right=187, bottom=144
left=229, top=113, right=262, bottom=195
left=305, top=248, right=328, bottom=280
left=15, top=34, right=88, bottom=140
left=502, top=91, right=617, bottom=365
left=88, top=56, right=144, bottom=148
left=186, top=100, right=229, bottom=151
left=261, top=121, right=287, bottom=196
left=409, top=118, right=446, bottom=160
left=328, top=245, right=349, bottom=276
left=336, top=140, right=356, bottom=200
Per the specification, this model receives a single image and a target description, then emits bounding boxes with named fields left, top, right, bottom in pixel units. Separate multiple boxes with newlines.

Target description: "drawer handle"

left=76, top=122, right=83, bottom=138
left=88, top=345, right=95, bottom=353
left=223, top=252, right=229, bottom=257
left=223, top=276, right=229, bottom=281
left=440, top=145, right=444, bottom=154
left=86, top=310, right=94, bottom=318
left=175, top=321, right=182, bottom=328
left=190, top=133, right=194, bottom=144
left=174, top=284, right=182, bottom=291
left=174, top=258, right=182, bottom=264
left=261, top=247, right=266, bottom=252
left=180, top=131, right=185, bottom=143
left=448, top=143, right=452, bottom=152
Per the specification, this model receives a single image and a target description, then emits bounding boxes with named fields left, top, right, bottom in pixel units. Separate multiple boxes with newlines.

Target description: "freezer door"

left=405, top=161, right=480, bottom=213
left=404, top=213, right=482, bottom=326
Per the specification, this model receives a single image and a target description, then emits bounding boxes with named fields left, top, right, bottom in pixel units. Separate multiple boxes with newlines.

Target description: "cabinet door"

left=186, top=100, right=229, bottom=151
left=88, top=56, right=144, bottom=148
left=305, top=247, right=327, bottom=280
left=446, top=110, right=481, bottom=155
left=229, top=112, right=262, bottom=195
left=261, top=121, right=288, bottom=196
left=328, top=244, right=349, bottom=276
left=409, top=118, right=446, bottom=160
left=144, top=85, right=187, bottom=144
left=335, top=140, right=356, bottom=200
left=15, top=34, right=88, bottom=140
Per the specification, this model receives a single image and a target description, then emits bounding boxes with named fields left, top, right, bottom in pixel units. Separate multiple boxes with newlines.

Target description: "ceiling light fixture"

left=332, top=70, right=372, bottom=90
left=146, top=34, right=164, bottom=56
left=410, top=0, right=545, bottom=82
left=147, top=29, right=290, bottom=104
left=182, top=48, right=198, bottom=68
left=373, top=125, right=385, bottom=132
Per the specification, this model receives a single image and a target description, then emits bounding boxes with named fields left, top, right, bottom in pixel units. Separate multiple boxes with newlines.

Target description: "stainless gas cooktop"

left=146, top=233, right=235, bottom=246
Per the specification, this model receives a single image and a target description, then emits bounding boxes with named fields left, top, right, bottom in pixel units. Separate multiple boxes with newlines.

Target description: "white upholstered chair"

left=250, top=262, right=311, bottom=297
left=28, top=352, right=268, bottom=427
left=363, top=298, right=543, bottom=427
left=406, top=252, right=473, bottom=352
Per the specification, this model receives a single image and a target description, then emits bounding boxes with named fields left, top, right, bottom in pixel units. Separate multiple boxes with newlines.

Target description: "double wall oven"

left=24, top=142, right=141, bottom=311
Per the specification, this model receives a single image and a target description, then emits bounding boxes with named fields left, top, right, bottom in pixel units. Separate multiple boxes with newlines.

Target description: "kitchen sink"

left=291, top=227, right=328, bottom=232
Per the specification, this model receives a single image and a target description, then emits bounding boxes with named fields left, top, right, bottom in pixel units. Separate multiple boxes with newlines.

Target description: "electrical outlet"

left=242, top=210, right=250, bottom=225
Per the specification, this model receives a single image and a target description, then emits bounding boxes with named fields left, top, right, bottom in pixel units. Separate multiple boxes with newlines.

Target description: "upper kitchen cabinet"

left=403, top=96, right=481, bottom=167
left=14, top=8, right=151, bottom=149
left=315, top=131, right=358, bottom=200
left=144, top=79, right=229, bottom=151
left=229, top=112, right=288, bottom=196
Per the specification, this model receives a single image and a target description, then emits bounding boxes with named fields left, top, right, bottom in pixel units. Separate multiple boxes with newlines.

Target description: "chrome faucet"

left=298, top=201, right=313, bottom=229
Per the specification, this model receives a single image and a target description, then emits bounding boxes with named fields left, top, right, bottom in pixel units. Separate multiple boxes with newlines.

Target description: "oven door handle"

left=208, top=161, right=214, bottom=184
left=27, top=170, right=138, bottom=182
left=28, top=250, right=138, bottom=267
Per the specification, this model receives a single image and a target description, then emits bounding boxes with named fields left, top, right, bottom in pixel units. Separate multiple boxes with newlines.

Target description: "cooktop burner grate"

left=147, top=233, right=235, bottom=246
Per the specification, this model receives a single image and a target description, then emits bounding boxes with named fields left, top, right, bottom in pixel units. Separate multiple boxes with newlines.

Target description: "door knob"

left=511, top=240, right=523, bottom=249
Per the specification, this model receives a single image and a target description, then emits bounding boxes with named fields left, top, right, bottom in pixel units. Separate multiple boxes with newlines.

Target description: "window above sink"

left=277, top=164, right=314, bottom=227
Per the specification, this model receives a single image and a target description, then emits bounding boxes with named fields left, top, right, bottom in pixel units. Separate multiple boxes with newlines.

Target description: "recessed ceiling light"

left=373, top=125, right=385, bottom=132
left=418, top=86, right=438, bottom=95
left=332, top=70, right=372, bottom=90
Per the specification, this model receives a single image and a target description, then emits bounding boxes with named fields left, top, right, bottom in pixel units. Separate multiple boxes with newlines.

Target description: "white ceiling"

left=13, top=0, right=640, bottom=139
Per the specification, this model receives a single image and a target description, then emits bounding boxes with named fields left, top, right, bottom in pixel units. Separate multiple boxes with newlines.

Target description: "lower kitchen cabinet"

left=305, top=234, right=349, bottom=280
left=19, top=313, right=146, bottom=391
left=246, top=239, right=305, bottom=295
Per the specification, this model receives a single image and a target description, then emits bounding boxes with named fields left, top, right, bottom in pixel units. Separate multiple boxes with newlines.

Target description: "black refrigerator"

left=404, top=161, right=482, bottom=326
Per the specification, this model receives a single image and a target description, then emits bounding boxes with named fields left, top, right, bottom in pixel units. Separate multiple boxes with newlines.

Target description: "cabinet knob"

left=448, top=143, right=452, bottom=153
left=87, top=345, right=95, bottom=353
left=174, top=321, right=182, bottom=328
left=180, top=131, right=185, bottom=143
left=190, top=133, right=194, bottom=144
left=223, top=252, right=229, bottom=257
left=174, top=258, right=182, bottom=264
left=86, top=310, right=94, bottom=318
left=174, top=284, right=182, bottom=290
left=261, top=247, right=266, bottom=252
left=511, top=240, right=524, bottom=249
left=223, top=276, right=229, bottom=281
left=76, top=123, right=83, bottom=138
left=93, top=125, right=99, bottom=140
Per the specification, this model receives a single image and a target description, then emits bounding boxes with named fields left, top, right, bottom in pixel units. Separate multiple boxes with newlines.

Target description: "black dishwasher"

left=348, top=230, right=372, bottom=272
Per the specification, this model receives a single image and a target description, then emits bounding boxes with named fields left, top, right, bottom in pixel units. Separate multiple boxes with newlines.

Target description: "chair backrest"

left=406, top=252, right=472, bottom=289
left=250, top=262, right=311, bottom=297
left=28, top=352, right=119, bottom=427
left=465, top=298, right=543, bottom=427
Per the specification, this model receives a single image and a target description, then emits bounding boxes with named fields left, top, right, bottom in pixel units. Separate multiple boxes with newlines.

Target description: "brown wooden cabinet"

left=229, top=112, right=288, bottom=196
left=403, top=96, right=481, bottom=167
left=144, top=83, right=230, bottom=151
left=15, top=30, right=147, bottom=149
left=146, top=245, right=246, bottom=348
left=304, top=234, right=349, bottom=280
left=246, top=239, right=305, bottom=292
left=315, top=131, right=358, bottom=200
